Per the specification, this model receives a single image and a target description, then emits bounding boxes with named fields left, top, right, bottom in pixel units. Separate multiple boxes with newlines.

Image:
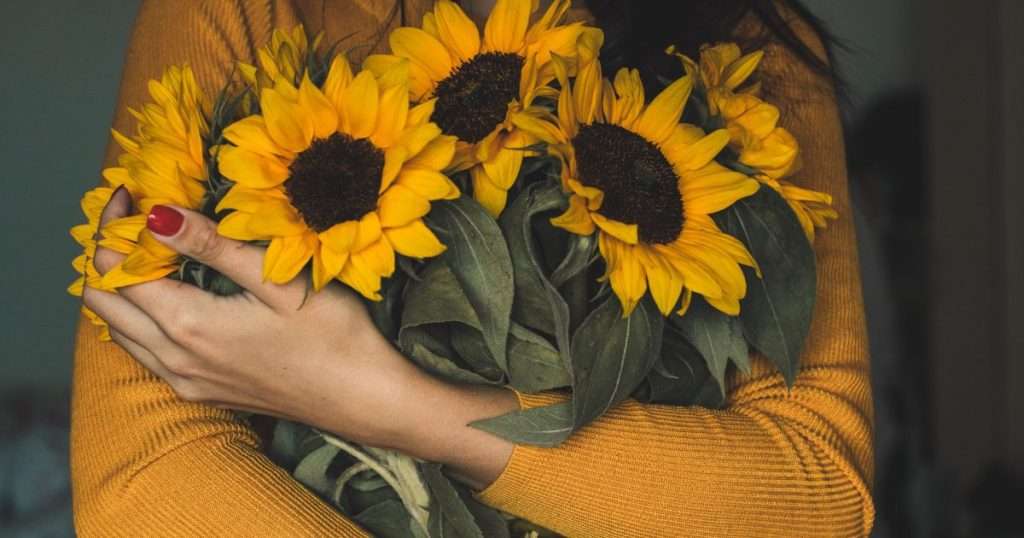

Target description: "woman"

left=73, top=0, right=874, bottom=536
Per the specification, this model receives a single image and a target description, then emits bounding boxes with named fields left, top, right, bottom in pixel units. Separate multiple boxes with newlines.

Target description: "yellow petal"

left=482, top=133, right=530, bottom=191
left=322, top=54, right=354, bottom=109
left=247, top=199, right=307, bottom=237
left=223, top=115, right=290, bottom=157
left=217, top=145, right=290, bottom=188
left=510, top=111, right=567, bottom=145
left=365, top=54, right=434, bottom=102
left=215, top=184, right=287, bottom=214
left=264, top=234, right=315, bottom=284
left=637, top=247, right=684, bottom=316
left=339, top=254, right=383, bottom=300
left=319, top=220, right=359, bottom=254
left=601, top=237, right=646, bottom=316
left=471, top=167, right=509, bottom=217
left=385, top=219, right=446, bottom=258
left=591, top=213, right=639, bottom=245
left=261, top=88, right=313, bottom=153
left=407, top=99, right=437, bottom=127
left=705, top=293, right=741, bottom=316
left=378, top=184, right=431, bottom=228
left=354, top=211, right=383, bottom=252
left=550, top=194, right=595, bottom=236
left=635, top=76, right=693, bottom=144
left=483, top=0, right=531, bottom=53
left=340, top=70, right=380, bottom=139
left=723, top=50, right=764, bottom=90
left=573, top=54, right=603, bottom=124
left=669, top=129, right=730, bottom=171
left=218, top=211, right=265, bottom=241
left=353, top=238, right=396, bottom=279
left=390, top=27, right=453, bottom=82
left=434, top=0, right=481, bottom=62
left=398, top=168, right=460, bottom=200
left=299, top=73, right=339, bottom=139
left=370, top=82, right=410, bottom=149
left=405, top=134, right=457, bottom=171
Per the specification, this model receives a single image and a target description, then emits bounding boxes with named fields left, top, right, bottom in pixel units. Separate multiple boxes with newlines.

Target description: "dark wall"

left=0, top=1, right=142, bottom=389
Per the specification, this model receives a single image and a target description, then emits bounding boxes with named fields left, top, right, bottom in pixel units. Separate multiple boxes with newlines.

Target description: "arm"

left=471, top=15, right=875, bottom=537
left=71, top=1, right=367, bottom=535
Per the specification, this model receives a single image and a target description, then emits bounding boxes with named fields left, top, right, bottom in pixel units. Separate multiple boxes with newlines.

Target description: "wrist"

left=384, top=371, right=520, bottom=489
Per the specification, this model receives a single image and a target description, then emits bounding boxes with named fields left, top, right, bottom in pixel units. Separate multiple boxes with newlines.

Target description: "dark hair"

left=585, top=0, right=844, bottom=96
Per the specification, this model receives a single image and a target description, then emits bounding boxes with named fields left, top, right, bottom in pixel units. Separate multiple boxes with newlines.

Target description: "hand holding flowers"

left=83, top=188, right=519, bottom=489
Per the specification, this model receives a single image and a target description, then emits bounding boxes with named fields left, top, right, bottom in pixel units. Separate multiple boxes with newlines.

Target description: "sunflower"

left=215, top=54, right=459, bottom=299
left=68, top=187, right=116, bottom=339
left=364, top=0, right=592, bottom=216
left=513, top=41, right=760, bottom=317
left=688, top=43, right=837, bottom=241
left=94, top=64, right=211, bottom=291
left=239, top=25, right=324, bottom=93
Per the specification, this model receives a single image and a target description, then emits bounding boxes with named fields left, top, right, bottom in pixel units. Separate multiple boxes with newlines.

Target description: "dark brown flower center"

left=284, top=133, right=383, bottom=232
left=432, top=52, right=524, bottom=144
left=572, top=123, right=684, bottom=244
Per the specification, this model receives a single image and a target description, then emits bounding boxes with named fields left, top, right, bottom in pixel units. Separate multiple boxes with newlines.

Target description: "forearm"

left=71, top=317, right=368, bottom=536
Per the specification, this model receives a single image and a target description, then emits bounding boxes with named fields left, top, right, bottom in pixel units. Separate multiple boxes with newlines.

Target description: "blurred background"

left=0, top=1, right=1020, bottom=536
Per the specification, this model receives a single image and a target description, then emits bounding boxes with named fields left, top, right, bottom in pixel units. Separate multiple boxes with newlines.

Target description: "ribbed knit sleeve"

left=475, top=13, right=876, bottom=538
left=70, top=1, right=368, bottom=535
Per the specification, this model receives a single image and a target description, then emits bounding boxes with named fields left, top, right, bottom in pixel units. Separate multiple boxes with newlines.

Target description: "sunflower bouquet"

left=70, top=1, right=837, bottom=536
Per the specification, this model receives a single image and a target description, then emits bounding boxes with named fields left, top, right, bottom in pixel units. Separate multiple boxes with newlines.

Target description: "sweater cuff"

left=475, top=389, right=570, bottom=505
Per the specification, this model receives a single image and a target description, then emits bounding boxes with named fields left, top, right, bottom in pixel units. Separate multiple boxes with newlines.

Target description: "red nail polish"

left=147, top=205, right=184, bottom=236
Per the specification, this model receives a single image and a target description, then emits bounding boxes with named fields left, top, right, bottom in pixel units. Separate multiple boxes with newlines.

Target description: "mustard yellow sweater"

left=70, top=1, right=875, bottom=536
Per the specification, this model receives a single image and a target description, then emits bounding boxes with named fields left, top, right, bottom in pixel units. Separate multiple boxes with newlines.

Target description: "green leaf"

left=670, top=296, right=749, bottom=394
left=469, top=401, right=574, bottom=447
left=449, top=325, right=505, bottom=380
left=292, top=444, right=340, bottom=497
left=498, top=182, right=572, bottom=351
left=429, top=198, right=515, bottom=370
left=353, top=499, right=424, bottom=538
left=507, top=323, right=571, bottom=393
left=640, top=325, right=725, bottom=408
left=367, top=273, right=407, bottom=341
left=570, top=295, right=664, bottom=429
left=458, top=491, right=511, bottom=538
left=408, top=343, right=498, bottom=385
left=421, top=463, right=485, bottom=538
left=401, top=260, right=483, bottom=335
left=548, top=232, right=597, bottom=288
left=400, top=260, right=505, bottom=380
left=715, top=187, right=816, bottom=385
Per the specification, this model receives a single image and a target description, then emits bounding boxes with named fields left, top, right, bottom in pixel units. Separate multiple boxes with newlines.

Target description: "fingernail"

left=147, top=205, right=184, bottom=236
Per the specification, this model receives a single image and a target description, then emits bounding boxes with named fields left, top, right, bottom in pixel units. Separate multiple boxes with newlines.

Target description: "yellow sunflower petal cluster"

left=366, top=0, right=593, bottom=217
left=691, top=43, right=837, bottom=241
left=216, top=52, right=459, bottom=299
left=68, top=187, right=116, bottom=339
left=240, top=25, right=324, bottom=92
left=514, top=35, right=760, bottom=318
left=66, top=65, right=209, bottom=302
left=96, top=64, right=210, bottom=290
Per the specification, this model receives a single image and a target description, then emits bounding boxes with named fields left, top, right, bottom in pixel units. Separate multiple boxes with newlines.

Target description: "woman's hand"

left=81, top=188, right=518, bottom=488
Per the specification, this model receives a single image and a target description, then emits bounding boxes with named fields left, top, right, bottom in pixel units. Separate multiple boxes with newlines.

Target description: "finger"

left=99, top=185, right=132, bottom=229
left=92, top=186, right=133, bottom=274
left=108, top=328, right=183, bottom=384
left=82, top=283, right=170, bottom=352
left=146, top=204, right=306, bottom=310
